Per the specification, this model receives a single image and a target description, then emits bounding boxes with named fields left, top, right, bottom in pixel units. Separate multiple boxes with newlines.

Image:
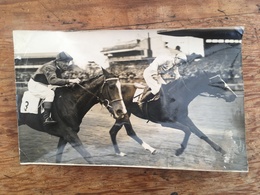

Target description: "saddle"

left=136, top=85, right=176, bottom=122
left=135, top=88, right=161, bottom=121
left=133, top=87, right=160, bottom=103
left=143, top=88, right=160, bottom=102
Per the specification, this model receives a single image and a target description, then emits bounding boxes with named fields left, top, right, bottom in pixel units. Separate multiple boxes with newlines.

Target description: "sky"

left=13, top=30, right=204, bottom=69
left=13, top=30, right=160, bottom=68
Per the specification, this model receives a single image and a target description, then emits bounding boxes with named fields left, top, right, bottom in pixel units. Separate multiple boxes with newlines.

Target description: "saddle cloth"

left=133, top=87, right=160, bottom=103
left=20, top=91, right=41, bottom=114
left=133, top=88, right=144, bottom=102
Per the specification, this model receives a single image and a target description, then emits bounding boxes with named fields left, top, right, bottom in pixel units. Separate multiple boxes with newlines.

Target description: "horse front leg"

left=109, top=123, right=126, bottom=156
left=64, top=128, right=93, bottom=164
left=161, top=121, right=191, bottom=156
left=56, top=137, right=67, bottom=163
left=185, top=117, right=226, bottom=155
left=124, top=122, right=156, bottom=154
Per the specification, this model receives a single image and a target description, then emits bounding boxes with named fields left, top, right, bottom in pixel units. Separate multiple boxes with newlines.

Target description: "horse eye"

left=218, top=82, right=225, bottom=86
left=108, top=84, right=116, bottom=89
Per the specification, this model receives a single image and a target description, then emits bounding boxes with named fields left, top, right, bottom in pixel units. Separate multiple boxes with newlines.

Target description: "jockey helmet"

left=56, top=52, right=73, bottom=62
left=174, top=52, right=187, bottom=65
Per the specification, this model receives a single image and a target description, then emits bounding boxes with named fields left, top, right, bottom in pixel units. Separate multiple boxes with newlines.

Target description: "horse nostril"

left=116, top=109, right=123, bottom=116
left=227, top=94, right=236, bottom=102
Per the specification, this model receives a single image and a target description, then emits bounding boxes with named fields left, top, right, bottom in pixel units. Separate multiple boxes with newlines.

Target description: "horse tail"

left=16, top=93, right=24, bottom=126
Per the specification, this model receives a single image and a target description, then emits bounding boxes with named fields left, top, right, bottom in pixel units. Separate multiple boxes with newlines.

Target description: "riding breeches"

left=143, top=68, right=166, bottom=95
left=28, top=78, right=55, bottom=102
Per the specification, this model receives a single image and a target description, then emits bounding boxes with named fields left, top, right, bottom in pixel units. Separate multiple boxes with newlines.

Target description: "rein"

left=77, top=83, right=100, bottom=100
left=76, top=77, right=123, bottom=109
left=180, top=77, right=193, bottom=94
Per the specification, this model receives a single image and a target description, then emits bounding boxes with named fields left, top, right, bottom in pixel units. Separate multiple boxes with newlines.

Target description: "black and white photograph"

left=13, top=27, right=247, bottom=172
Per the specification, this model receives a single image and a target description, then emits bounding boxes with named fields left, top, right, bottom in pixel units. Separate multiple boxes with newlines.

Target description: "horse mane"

left=62, top=64, right=105, bottom=84
left=183, top=69, right=219, bottom=80
left=164, top=69, right=213, bottom=93
left=80, top=73, right=104, bottom=84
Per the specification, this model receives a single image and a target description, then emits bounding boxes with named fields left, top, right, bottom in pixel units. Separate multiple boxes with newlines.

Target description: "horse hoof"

left=221, top=149, right=227, bottom=155
left=175, top=148, right=184, bottom=156
left=151, top=149, right=157, bottom=155
left=146, top=148, right=157, bottom=154
left=84, top=157, right=94, bottom=164
left=116, top=152, right=127, bottom=156
left=217, top=147, right=227, bottom=155
left=221, top=150, right=227, bottom=156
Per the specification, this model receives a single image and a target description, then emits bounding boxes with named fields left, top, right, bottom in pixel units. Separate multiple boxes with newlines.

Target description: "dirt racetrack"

left=18, top=94, right=247, bottom=172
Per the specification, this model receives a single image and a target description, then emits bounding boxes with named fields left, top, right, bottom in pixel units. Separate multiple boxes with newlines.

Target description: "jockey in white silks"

left=139, top=51, right=187, bottom=104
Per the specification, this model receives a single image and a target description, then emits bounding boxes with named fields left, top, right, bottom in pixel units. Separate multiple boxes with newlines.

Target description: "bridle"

left=76, top=77, right=123, bottom=110
left=100, top=77, right=124, bottom=103
left=206, top=75, right=234, bottom=98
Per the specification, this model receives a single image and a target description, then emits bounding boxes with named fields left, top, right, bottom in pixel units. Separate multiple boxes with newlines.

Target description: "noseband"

left=100, top=77, right=124, bottom=107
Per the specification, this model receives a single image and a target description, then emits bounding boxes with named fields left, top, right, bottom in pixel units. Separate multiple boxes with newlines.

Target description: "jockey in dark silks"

left=28, top=51, right=80, bottom=125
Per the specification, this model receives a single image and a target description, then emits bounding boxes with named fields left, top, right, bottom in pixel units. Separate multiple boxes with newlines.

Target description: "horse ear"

left=102, top=68, right=116, bottom=78
left=102, top=68, right=109, bottom=78
left=102, top=67, right=108, bottom=75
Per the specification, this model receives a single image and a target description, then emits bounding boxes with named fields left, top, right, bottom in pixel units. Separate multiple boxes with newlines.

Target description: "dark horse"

left=109, top=70, right=237, bottom=156
left=18, top=69, right=127, bottom=163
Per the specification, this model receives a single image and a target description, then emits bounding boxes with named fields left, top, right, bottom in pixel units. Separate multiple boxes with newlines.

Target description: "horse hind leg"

left=56, top=137, right=67, bottom=163
left=201, top=136, right=226, bottom=155
left=64, top=129, right=93, bottom=164
left=185, top=117, right=226, bottom=155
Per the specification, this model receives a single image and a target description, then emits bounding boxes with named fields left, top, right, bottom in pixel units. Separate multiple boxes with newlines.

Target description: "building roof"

left=157, top=27, right=244, bottom=40
left=14, top=52, right=57, bottom=59
left=101, top=40, right=141, bottom=54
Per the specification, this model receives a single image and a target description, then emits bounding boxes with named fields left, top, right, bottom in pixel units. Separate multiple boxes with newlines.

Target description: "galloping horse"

left=18, top=69, right=127, bottom=163
left=109, top=70, right=237, bottom=156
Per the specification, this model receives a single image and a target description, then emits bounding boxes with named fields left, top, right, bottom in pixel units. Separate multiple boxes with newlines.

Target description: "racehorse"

left=109, top=70, right=237, bottom=157
left=18, top=68, right=127, bottom=163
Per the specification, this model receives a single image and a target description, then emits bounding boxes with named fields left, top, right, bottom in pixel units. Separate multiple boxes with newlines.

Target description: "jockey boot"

left=43, top=102, right=57, bottom=126
left=138, top=91, right=155, bottom=105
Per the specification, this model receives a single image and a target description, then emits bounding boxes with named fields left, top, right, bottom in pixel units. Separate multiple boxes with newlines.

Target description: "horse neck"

left=176, top=76, right=207, bottom=104
left=74, top=75, right=105, bottom=118
left=121, top=83, right=137, bottom=104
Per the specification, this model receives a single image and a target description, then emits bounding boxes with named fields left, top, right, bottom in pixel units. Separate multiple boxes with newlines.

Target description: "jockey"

left=28, top=51, right=81, bottom=125
left=139, top=50, right=187, bottom=104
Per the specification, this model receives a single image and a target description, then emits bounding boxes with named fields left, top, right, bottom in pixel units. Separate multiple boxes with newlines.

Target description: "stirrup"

left=43, top=117, right=57, bottom=125
left=138, top=100, right=144, bottom=106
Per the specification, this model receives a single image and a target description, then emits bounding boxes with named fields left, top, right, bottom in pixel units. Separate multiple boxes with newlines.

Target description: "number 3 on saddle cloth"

left=20, top=91, right=43, bottom=114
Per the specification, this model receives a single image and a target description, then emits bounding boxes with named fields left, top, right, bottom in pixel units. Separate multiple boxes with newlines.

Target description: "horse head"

left=201, top=71, right=237, bottom=102
left=99, top=68, right=127, bottom=119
